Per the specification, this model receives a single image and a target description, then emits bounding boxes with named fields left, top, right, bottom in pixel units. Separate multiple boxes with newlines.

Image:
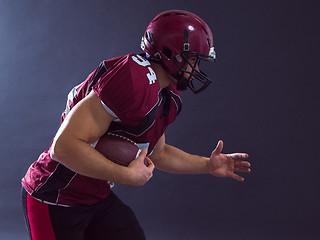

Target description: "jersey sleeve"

left=92, top=54, right=160, bottom=125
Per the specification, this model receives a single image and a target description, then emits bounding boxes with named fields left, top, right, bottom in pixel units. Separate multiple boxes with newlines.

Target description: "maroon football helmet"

left=141, top=10, right=216, bottom=93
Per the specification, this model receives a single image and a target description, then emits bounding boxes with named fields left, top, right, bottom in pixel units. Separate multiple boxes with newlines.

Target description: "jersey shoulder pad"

left=93, top=54, right=160, bottom=124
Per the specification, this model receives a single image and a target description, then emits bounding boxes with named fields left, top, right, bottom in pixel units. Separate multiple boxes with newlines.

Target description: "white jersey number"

left=132, top=55, right=157, bottom=85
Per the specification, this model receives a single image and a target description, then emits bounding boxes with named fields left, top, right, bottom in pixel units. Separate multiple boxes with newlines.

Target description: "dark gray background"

left=0, top=0, right=319, bottom=239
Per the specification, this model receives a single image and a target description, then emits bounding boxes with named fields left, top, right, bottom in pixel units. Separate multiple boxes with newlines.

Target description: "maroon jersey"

left=22, top=53, right=182, bottom=206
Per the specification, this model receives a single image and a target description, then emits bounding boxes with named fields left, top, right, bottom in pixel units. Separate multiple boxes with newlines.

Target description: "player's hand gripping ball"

left=94, top=133, right=147, bottom=166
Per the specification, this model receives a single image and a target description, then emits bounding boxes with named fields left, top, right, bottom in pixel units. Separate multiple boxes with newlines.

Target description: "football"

left=94, top=132, right=143, bottom=167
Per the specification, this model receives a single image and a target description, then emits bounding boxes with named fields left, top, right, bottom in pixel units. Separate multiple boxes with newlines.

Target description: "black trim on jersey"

left=86, top=61, right=107, bottom=96
left=32, top=164, right=77, bottom=204
left=161, top=87, right=182, bottom=117
left=160, top=87, right=172, bottom=118
left=171, top=92, right=182, bottom=115
left=108, top=87, right=182, bottom=136
left=108, top=90, right=163, bottom=136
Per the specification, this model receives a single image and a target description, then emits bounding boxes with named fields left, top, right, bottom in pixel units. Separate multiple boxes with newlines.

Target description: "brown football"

left=94, top=132, right=141, bottom=167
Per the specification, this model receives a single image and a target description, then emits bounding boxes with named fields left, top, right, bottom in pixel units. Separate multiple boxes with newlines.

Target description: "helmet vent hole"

left=201, top=25, right=208, bottom=35
left=152, top=17, right=160, bottom=22
left=162, top=48, right=172, bottom=59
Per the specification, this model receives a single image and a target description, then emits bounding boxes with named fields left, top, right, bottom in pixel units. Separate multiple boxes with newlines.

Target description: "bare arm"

left=150, top=134, right=209, bottom=174
left=150, top=134, right=251, bottom=181
left=50, top=91, right=154, bottom=186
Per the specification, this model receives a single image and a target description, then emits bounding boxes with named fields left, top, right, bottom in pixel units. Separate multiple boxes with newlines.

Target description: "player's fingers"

left=234, top=166, right=251, bottom=173
left=234, top=161, right=251, bottom=173
left=145, top=157, right=155, bottom=169
left=229, top=153, right=249, bottom=160
left=137, top=148, right=147, bottom=159
left=234, top=160, right=251, bottom=167
left=231, top=173, right=244, bottom=182
left=145, top=172, right=153, bottom=182
left=144, top=157, right=154, bottom=181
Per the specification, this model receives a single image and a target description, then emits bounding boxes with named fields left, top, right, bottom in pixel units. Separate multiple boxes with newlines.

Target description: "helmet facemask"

left=173, top=51, right=215, bottom=94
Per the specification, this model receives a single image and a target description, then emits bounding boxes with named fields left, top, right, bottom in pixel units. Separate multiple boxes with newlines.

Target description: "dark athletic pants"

left=22, top=188, right=146, bottom=240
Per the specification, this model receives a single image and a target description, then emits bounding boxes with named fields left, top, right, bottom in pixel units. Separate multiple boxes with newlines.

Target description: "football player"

left=21, top=10, right=250, bottom=240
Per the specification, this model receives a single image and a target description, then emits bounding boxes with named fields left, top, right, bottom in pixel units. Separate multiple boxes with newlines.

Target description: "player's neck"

left=150, top=62, right=175, bottom=89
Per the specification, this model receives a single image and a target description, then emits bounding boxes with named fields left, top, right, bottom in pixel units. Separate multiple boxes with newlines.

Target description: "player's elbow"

left=50, top=136, right=68, bottom=162
left=50, top=138, right=60, bottom=161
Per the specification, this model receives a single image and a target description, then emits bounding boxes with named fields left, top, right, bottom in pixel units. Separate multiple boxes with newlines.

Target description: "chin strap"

left=183, top=29, right=190, bottom=52
left=174, top=73, right=189, bottom=91
left=147, top=31, right=162, bottom=60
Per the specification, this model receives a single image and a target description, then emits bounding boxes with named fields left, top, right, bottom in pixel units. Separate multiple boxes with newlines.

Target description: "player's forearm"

left=152, top=144, right=210, bottom=174
left=50, top=135, right=131, bottom=185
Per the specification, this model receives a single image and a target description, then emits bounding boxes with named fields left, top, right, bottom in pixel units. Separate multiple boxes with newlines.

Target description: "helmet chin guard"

left=141, top=10, right=216, bottom=93
left=173, top=50, right=215, bottom=94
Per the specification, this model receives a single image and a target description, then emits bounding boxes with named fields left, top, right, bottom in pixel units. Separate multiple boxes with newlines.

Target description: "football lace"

left=107, top=132, right=137, bottom=145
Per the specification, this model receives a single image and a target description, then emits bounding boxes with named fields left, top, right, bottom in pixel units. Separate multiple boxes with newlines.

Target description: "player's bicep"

left=53, top=91, right=116, bottom=148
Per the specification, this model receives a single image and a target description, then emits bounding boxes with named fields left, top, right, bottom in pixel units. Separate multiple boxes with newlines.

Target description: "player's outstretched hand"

left=127, top=149, right=154, bottom=186
left=208, top=140, right=251, bottom=182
